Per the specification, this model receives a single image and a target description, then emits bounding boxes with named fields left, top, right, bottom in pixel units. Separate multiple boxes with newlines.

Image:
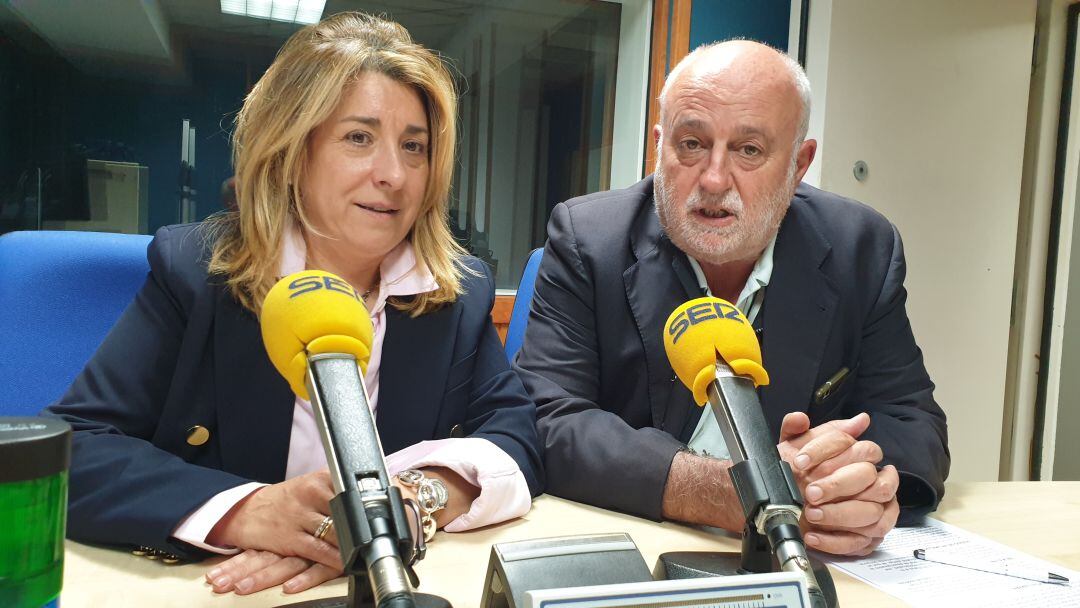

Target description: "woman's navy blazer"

left=44, top=223, right=544, bottom=559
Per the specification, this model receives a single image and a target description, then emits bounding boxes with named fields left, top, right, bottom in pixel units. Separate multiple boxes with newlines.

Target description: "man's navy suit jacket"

left=45, top=223, right=543, bottom=559
left=514, top=176, right=948, bottom=525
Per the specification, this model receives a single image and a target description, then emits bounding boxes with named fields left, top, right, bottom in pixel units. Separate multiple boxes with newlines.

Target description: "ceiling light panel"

left=220, top=0, right=325, bottom=25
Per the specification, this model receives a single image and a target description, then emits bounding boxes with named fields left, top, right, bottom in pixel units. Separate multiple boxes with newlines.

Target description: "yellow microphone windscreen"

left=260, top=271, right=374, bottom=400
left=663, top=297, right=769, bottom=406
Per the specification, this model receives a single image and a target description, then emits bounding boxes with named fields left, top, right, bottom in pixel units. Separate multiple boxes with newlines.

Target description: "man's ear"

left=793, top=139, right=817, bottom=184
left=653, top=124, right=662, bottom=145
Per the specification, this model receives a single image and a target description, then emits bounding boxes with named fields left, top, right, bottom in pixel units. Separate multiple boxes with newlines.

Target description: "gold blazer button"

left=186, top=425, right=210, bottom=446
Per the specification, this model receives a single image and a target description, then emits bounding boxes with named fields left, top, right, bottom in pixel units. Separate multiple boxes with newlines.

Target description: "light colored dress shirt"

left=172, top=225, right=531, bottom=553
left=685, top=235, right=777, bottom=460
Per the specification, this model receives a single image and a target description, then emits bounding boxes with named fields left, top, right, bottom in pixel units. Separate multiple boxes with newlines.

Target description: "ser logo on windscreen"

left=667, top=301, right=743, bottom=344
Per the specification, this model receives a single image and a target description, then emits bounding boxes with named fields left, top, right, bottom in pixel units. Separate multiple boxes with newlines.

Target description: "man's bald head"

left=659, top=40, right=811, bottom=144
left=651, top=40, right=818, bottom=269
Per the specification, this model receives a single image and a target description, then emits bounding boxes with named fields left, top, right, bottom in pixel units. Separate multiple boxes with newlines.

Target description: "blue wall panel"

left=689, top=0, right=791, bottom=52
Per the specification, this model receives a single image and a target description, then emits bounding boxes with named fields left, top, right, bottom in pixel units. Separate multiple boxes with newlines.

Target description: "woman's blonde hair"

left=207, top=11, right=465, bottom=316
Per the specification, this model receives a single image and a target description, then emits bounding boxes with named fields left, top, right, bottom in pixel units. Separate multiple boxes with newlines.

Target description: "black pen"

left=913, top=549, right=1070, bottom=585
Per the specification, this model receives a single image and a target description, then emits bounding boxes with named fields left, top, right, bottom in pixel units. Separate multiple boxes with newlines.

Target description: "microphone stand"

left=279, top=354, right=451, bottom=608
left=656, top=361, right=837, bottom=608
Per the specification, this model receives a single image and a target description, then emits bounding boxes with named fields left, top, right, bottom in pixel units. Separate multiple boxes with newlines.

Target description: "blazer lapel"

left=213, top=290, right=294, bottom=483
left=759, top=191, right=838, bottom=437
left=623, top=189, right=700, bottom=438
left=376, top=305, right=456, bottom=454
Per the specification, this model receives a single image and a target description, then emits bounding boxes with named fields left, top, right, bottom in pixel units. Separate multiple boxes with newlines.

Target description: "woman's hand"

left=205, top=549, right=341, bottom=595
left=206, top=470, right=342, bottom=571
left=204, top=467, right=479, bottom=595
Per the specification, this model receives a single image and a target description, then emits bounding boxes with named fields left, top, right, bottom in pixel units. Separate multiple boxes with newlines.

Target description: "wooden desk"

left=60, top=482, right=1080, bottom=607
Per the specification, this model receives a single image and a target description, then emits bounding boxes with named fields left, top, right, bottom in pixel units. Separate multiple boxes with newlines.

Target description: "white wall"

left=808, top=0, right=1036, bottom=481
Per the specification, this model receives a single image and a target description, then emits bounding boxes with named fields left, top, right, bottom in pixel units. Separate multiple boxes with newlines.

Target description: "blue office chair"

left=504, top=247, right=544, bottom=362
left=0, top=231, right=153, bottom=416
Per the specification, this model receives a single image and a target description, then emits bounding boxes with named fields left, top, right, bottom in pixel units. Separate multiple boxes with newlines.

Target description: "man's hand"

left=778, top=412, right=899, bottom=556
left=206, top=470, right=343, bottom=573
left=205, top=550, right=340, bottom=595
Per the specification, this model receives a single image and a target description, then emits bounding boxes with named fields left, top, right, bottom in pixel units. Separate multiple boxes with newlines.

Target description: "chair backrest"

left=0, top=231, right=152, bottom=416
left=504, top=248, right=545, bottom=362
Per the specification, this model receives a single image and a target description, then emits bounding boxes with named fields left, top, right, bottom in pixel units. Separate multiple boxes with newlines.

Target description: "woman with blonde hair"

left=45, top=12, right=542, bottom=596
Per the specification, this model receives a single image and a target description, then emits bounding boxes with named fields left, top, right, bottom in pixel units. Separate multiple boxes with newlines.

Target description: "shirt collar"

left=375, top=238, right=439, bottom=301
left=279, top=222, right=439, bottom=315
left=686, top=234, right=777, bottom=315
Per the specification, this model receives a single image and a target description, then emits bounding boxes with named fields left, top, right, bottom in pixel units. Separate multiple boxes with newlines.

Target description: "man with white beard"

left=513, top=41, right=949, bottom=555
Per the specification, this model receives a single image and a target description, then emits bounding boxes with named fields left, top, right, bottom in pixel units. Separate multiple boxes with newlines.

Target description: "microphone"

left=261, top=270, right=420, bottom=608
left=663, top=297, right=828, bottom=608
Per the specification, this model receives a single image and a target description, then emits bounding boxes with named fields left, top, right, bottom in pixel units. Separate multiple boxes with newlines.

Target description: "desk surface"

left=61, top=481, right=1080, bottom=607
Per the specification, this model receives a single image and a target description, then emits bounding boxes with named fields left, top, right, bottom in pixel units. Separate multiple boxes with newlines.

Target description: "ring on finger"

left=313, top=515, right=333, bottom=540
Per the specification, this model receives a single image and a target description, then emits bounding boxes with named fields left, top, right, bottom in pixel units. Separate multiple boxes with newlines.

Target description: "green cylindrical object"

left=0, top=417, right=71, bottom=608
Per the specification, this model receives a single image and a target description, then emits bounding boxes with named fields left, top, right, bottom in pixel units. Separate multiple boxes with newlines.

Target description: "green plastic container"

left=0, top=418, right=71, bottom=608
